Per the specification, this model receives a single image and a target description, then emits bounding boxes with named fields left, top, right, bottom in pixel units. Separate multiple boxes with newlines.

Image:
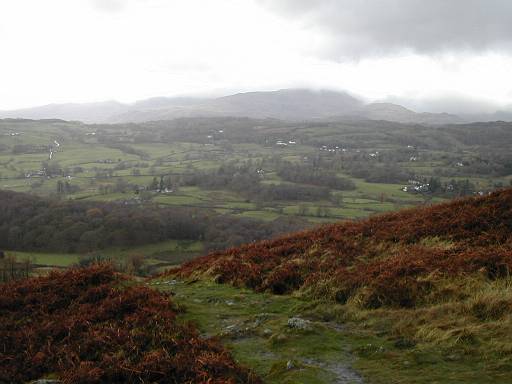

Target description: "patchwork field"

left=1, top=117, right=511, bottom=272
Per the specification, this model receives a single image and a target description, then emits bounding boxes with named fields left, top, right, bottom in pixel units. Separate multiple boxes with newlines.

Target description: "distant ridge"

left=0, top=101, right=126, bottom=123
left=102, top=89, right=366, bottom=123
left=345, top=102, right=462, bottom=124
left=209, top=89, right=363, bottom=120
left=0, top=88, right=496, bottom=124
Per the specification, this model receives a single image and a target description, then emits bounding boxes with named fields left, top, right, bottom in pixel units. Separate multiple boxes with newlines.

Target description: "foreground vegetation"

left=169, top=189, right=512, bottom=382
left=0, top=265, right=259, bottom=383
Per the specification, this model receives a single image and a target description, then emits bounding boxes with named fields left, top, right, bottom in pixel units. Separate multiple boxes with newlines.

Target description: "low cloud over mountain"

left=2, top=88, right=511, bottom=125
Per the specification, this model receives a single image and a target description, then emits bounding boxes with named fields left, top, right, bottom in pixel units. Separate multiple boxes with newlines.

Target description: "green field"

left=11, top=251, right=80, bottom=267
left=4, top=239, right=204, bottom=272
left=1, top=117, right=510, bottom=268
left=0, top=119, right=445, bottom=223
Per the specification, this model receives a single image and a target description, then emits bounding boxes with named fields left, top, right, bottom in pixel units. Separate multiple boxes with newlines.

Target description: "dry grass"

left=167, top=189, right=512, bottom=378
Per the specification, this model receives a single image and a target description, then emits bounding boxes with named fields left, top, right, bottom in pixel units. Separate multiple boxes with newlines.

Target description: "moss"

left=152, top=279, right=360, bottom=383
left=151, top=276, right=512, bottom=383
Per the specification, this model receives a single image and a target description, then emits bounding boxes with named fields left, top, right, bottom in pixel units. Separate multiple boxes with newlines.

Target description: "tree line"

left=0, top=190, right=308, bottom=254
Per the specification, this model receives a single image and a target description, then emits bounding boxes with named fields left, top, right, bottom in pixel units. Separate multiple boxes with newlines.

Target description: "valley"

left=3, top=1, right=512, bottom=382
left=1, top=116, right=511, bottom=273
left=1, top=112, right=512, bottom=383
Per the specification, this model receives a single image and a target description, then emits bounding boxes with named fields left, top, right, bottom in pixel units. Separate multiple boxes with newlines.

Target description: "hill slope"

left=174, top=189, right=512, bottom=381
left=0, top=101, right=127, bottom=123
left=208, top=89, right=363, bottom=120
left=178, top=189, right=512, bottom=304
left=346, top=102, right=462, bottom=124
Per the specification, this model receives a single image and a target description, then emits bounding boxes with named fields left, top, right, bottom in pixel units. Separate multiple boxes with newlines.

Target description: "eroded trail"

left=149, top=278, right=363, bottom=384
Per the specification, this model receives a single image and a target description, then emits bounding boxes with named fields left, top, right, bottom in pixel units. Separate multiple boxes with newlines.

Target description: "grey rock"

left=287, top=317, right=312, bottom=330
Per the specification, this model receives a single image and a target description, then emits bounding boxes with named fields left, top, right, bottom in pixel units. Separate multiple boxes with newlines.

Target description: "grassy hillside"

left=172, top=189, right=512, bottom=382
left=0, top=265, right=259, bottom=384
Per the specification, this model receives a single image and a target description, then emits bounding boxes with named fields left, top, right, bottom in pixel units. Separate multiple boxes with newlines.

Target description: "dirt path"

left=149, top=278, right=363, bottom=384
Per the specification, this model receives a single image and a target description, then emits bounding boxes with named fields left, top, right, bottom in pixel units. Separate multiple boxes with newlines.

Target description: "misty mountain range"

left=1, top=89, right=511, bottom=124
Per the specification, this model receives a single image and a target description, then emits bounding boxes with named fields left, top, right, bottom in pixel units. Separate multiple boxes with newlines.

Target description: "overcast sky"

left=1, top=0, right=512, bottom=112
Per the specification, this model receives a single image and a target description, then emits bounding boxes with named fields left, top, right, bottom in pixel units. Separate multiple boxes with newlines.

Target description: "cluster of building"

left=401, top=180, right=430, bottom=193
left=206, top=130, right=225, bottom=140
left=276, top=139, right=297, bottom=146
left=25, top=170, right=46, bottom=178
left=320, top=145, right=345, bottom=153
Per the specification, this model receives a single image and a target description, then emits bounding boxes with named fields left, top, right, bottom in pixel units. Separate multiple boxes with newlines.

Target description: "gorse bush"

left=0, top=265, right=260, bottom=384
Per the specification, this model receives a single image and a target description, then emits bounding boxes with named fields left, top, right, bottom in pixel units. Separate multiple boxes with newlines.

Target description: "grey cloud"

left=259, top=0, right=512, bottom=57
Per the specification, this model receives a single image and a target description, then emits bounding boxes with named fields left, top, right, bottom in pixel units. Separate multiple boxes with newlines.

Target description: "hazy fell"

left=0, top=89, right=478, bottom=125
